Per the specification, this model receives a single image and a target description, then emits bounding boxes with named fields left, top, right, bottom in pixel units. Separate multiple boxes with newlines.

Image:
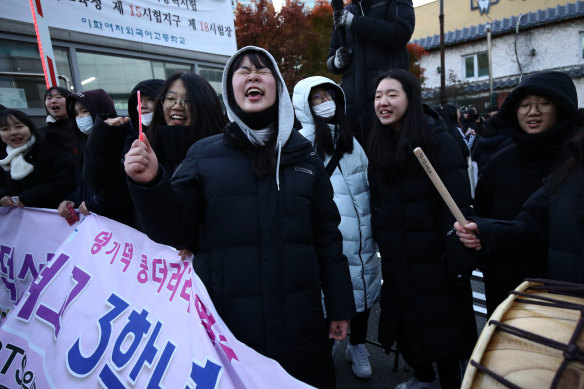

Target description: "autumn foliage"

left=234, top=0, right=427, bottom=90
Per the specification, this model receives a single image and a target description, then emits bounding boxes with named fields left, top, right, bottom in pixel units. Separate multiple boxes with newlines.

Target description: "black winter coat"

left=40, top=117, right=75, bottom=152
left=83, top=117, right=136, bottom=226
left=475, top=169, right=584, bottom=283
left=474, top=119, right=576, bottom=315
left=369, top=112, right=477, bottom=364
left=328, top=0, right=414, bottom=144
left=0, top=137, right=75, bottom=208
left=472, top=128, right=514, bottom=176
left=129, top=125, right=356, bottom=387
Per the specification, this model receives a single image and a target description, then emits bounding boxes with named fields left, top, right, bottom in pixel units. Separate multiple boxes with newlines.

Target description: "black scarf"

left=231, top=103, right=277, bottom=130
left=155, top=125, right=195, bottom=166
left=511, top=118, right=577, bottom=161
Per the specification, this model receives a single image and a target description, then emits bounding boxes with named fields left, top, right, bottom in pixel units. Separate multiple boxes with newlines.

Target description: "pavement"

left=334, top=280, right=488, bottom=389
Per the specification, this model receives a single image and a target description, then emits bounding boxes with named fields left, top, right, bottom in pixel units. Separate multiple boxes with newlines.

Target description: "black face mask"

left=154, top=125, right=195, bottom=163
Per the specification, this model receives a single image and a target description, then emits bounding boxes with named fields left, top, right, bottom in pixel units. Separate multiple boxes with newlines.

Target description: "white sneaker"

left=344, top=343, right=372, bottom=378
left=395, top=376, right=440, bottom=389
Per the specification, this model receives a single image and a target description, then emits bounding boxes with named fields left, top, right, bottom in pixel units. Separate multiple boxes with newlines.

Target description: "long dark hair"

left=367, top=69, right=437, bottom=175
left=147, top=72, right=226, bottom=151
left=226, top=50, right=280, bottom=178
left=310, top=86, right=354, bottom=160
left=0, top=109, right=42, bottom=158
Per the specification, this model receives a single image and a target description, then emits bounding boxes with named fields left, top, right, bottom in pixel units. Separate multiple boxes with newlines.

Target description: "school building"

left=1, top=0, right=236, bottom=124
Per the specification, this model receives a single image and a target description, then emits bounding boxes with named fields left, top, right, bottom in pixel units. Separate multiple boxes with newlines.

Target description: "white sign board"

left=5, top=0, right=237, bottom=56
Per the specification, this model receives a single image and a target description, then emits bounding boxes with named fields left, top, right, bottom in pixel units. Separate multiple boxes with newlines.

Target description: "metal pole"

left=439, top=0, right=446, bottom=105
left=487, top=23, right=494, bottom=107
left=0, top=71, right=73, bottom=92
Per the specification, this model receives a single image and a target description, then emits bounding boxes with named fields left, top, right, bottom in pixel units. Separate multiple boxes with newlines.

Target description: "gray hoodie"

left=221, top=46, right=296, bottom=190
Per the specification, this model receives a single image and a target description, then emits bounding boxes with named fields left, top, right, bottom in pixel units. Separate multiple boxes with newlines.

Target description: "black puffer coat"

left=40, top=117, right=75, bottom=152
left=129, top=45, right=355, bottom=389
left=472, top=120, right=514, bottom=175
left=370, top=109, right=477, bottom=365
left=327, top=0, right=415, bottom=144
left=129, top=128, right=355, bottom=386
left=0, top=136, right=75, bottom=208
left=475, top=169, right=584, bottom=283
left=83, top=117, right=136, bottom=226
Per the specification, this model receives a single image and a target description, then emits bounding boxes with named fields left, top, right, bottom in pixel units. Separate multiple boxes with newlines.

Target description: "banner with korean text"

left=5, top=0, right=237, bottom=56
left=0, top=208, right=312, bottom=388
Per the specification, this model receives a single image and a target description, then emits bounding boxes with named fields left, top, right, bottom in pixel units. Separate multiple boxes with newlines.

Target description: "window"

left=0, top=40, right=72, bottom=109
left=463, top=52, right=489, bottom=79
left=199, top=65, right=224, bottom=101
left=77, top=51, right=192, bottom=110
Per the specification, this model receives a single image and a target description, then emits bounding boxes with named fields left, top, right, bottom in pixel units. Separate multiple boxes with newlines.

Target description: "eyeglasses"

left=161, top=96, right=187, bottom=109
left=310, top=90, right=335, bottom=105
left=234, top=68, right=273, bottom=77
left=516, top=101, right=554, bottom=115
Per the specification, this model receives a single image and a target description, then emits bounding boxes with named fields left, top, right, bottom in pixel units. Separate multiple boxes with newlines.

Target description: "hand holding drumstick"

left=454, top=222, right=482, bottom=250
left=413, top=147, right=481, bottom=250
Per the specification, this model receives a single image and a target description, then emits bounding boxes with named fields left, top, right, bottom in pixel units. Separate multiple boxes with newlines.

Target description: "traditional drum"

left=461, top=279, right=584, bottom=389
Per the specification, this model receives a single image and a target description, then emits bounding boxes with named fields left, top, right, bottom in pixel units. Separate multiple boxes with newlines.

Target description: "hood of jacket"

left=292, top=76, right=346, bottom=139
left=127, top=79, right=165, bottom=131
left=65, top=89, right=117, bottom=132
left=221, top=46, right=295, bottom=150
left=496, top=71, right=578, bottom=133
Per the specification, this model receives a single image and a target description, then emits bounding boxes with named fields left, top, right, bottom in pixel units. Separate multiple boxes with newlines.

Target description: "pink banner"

left=0, top=209, right=312, bottom=388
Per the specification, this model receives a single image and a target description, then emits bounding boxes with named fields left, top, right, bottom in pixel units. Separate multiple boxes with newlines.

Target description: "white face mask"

left=313, top=100, right=336, bottom=119
left=76, top=116, right=93, bottom=135
left=141, top=112, right=153, bottom=126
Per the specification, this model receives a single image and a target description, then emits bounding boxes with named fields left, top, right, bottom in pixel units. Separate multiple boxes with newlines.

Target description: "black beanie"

left=66, top=89, right=117, bottom=123
left=499, top=71, right=578, bottom=124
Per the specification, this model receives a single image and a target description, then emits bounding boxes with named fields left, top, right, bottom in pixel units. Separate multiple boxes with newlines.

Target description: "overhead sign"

left=6, top=0, right=237, bottom=56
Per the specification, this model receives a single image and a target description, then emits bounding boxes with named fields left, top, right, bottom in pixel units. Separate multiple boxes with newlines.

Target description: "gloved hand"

left=333, top=46, right=352, bottom=70
left=334, top=10, right=355, bottom=29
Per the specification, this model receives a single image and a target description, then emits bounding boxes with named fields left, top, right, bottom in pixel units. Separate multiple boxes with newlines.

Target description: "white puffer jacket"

left=293, top=76, right=380, bottom=311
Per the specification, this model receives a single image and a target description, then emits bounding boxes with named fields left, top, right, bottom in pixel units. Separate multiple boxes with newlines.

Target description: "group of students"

left=1, top=45, right=583, bottom=389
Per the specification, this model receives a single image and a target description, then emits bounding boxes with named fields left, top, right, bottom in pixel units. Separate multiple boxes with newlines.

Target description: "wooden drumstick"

left=413, top=147, right=468, bottom=225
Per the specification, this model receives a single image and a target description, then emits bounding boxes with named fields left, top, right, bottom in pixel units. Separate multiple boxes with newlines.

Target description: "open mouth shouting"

left=245, top=87, right=264, bottom=101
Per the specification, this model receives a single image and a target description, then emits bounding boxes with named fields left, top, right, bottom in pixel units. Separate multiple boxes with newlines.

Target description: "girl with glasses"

left=473, top=71, right=580, bottom=317
left=293, top=76, right=380, bottom=380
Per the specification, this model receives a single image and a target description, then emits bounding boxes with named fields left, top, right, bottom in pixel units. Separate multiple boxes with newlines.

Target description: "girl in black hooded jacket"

left=124, top=46, right=355, bottom=389
left=473, top=71, right=581, bottom=316
left=81, top=74, right=225, bottom=228
left=456, top=129, right=584, bottom=284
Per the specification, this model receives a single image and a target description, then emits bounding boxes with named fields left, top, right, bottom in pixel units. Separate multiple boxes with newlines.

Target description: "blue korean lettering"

left=112, top=309, right=152, bottom=369
left=186, top=359, right=221, bottom=389
left=67, top=293, right=129, bottom=376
